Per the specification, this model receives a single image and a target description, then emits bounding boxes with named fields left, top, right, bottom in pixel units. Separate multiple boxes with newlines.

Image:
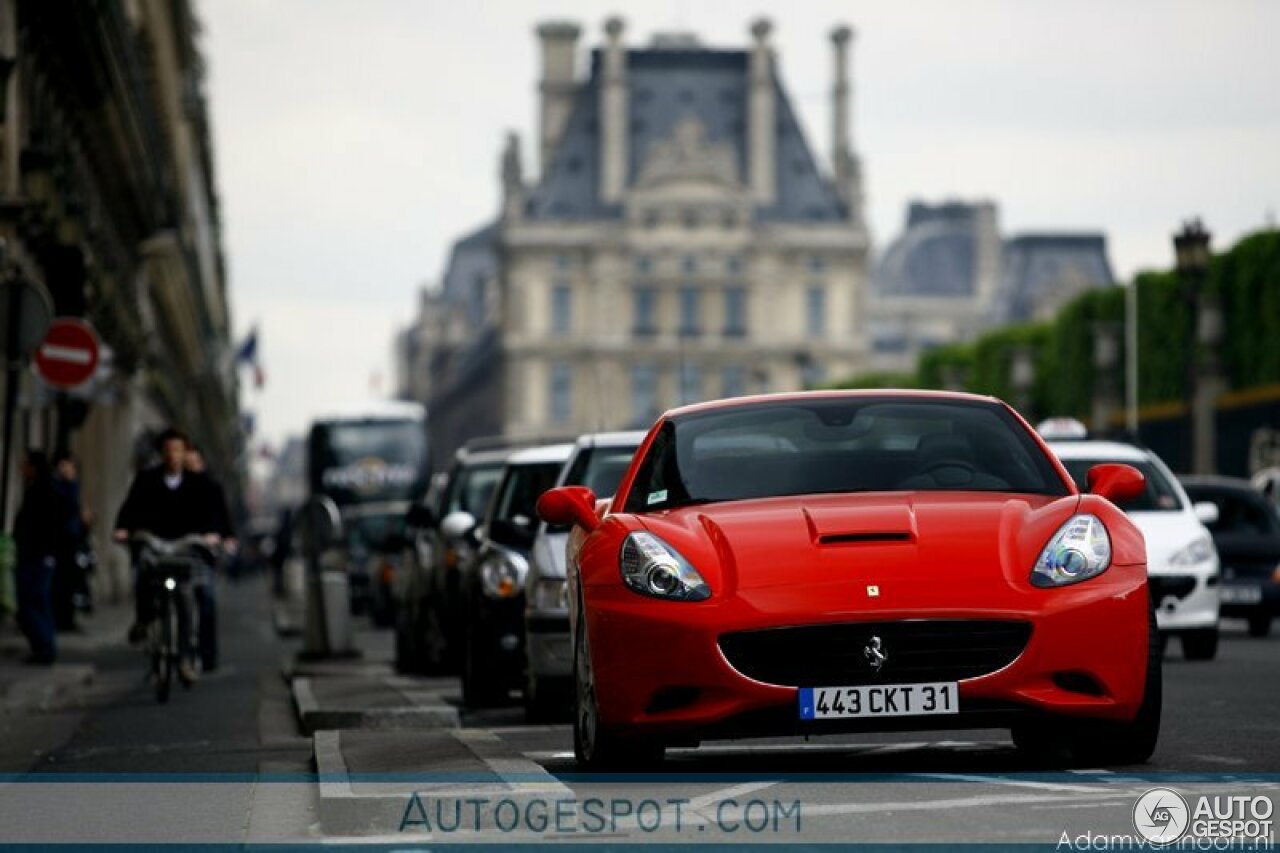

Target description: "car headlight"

left=532, top=578, right=568, bottom=612
left=480, top=549, right=528, bottom=599
left=1031, top=514, right=1112, bottom=588
left=619, top=531, right=710, bottom=601
left=1169, top=536, right=1215, bottom=567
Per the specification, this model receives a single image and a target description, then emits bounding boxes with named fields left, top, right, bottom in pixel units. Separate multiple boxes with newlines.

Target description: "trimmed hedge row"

left=834, top=230, right=1280, bottom=419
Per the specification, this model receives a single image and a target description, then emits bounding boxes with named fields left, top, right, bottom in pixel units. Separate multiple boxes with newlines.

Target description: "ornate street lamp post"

left=1173, top=219, right=1212, bottom=473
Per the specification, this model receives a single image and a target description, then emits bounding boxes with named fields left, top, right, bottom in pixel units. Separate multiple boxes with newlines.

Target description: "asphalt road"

left=1, top=576, right=1276, bottom=844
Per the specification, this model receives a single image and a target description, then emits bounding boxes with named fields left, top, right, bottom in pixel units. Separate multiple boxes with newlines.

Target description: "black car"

left=1182, top=475, right=1280, bottom=637
left=394, top=445, right=511, bottom=674
left=457, top=443, right=572, bottom=707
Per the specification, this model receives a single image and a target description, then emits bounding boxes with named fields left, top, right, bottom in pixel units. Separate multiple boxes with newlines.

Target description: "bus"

left=306, top=401, right=429, bottom=623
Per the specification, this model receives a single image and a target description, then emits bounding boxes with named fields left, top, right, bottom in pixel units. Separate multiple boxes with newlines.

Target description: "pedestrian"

left=184, top=443, right=234, bottom=672
left=14, top=450, right=70, bottom=665
left=51, top=451, right=88, bottom=632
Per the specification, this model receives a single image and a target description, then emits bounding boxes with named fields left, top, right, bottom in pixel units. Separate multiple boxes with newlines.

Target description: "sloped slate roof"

left=524, top=47, right=844, bottom=222
left=999, top=234, right=1115, bottom=323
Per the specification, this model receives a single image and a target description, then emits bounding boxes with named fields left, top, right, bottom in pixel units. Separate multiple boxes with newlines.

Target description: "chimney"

left=599, top=16, right=628, bottom=203
left=748, top=18, right=776, bottom=204
left=537, top=21, right=581, bottom=176
left=830, top=24, right=864, bottom=224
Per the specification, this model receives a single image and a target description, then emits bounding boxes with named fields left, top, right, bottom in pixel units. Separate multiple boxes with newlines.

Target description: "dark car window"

left=622, top=398, right=1069, bottom=512
left=443, top=462, right=504, bottom=519
left=488, top=461, right=565, bottom=547
left=548, top=445, right=640, bottom=533
left=1185, top=487, right=1280, bottom=537
left=1059, top=459, right=1182, bottom=513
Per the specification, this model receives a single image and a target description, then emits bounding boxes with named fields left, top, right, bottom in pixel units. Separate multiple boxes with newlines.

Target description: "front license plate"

left=799, top=682, right=959, bottom=720
left=1221, top=585, right=1263, bottom=604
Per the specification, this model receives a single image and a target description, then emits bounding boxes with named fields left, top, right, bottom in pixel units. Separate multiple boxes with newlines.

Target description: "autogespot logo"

left=1133, top=787, right=1190, bottom=846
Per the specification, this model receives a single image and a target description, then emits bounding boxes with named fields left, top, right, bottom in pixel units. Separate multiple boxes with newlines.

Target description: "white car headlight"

left=531, top=577, right=568, bottom=612
left=1169, top=536, right=1215, bottom=567
left=1031, top=514, right=1112, bottom=588
left=619, top=531, right=710, bottom=601
left=480, top=549, right=528, bottom=599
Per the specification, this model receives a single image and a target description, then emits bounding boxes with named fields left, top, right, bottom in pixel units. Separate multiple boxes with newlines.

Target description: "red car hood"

left=638, top=491, right=1081, bottom=597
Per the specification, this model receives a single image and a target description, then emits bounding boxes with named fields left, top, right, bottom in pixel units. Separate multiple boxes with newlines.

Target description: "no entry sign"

left=34, top=317, right=101, bottom=390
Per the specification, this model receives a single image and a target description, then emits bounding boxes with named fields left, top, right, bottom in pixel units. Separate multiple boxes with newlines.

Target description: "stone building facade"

left=0, top=0, right=236, bottom=600
left=402, top=19, right=870, bottom=464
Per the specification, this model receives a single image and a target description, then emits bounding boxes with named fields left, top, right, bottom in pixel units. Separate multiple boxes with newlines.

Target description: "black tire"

left=155, top=603, right=172, bottom=704
left=1247, top=615, right=1272, bottom=638
left=394, top=608, right=421, bottom=674
left=461, top=620, right=505, bottom=708
left=525, top=675, right=571, bottom=724
left=1182, top=627, right=1219, bottom=660
left=572, top=613, right=663, bottom=770
left=1070, top=604, right=1162, bottom=766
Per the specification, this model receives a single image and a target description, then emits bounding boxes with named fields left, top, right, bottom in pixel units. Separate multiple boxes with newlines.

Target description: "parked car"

left=458, top=443, right=573, bottom=707
left=524, top=431, right=645, bottom=721
left=394, top=444, right=511, bottom=674
left=1046, top=437, right=1221, bottom=660
left=1181, top=475, right=1280, bottom=637
left=540, top=391, right=1158, bottom=769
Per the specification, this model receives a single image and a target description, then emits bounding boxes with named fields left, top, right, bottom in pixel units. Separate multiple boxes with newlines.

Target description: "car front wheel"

left=572, top=615, right=662, bottom=770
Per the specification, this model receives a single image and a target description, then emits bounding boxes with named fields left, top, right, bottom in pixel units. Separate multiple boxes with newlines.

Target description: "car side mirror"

left=439, top=510, right=477, bottom=541
left=536, top=486, right=600, bottom=532
left=405, top=502, right=437, bottom=531
left=1087, top=463, right=1145, bottom=504
left=1193, top=501, right=1220, bottom=525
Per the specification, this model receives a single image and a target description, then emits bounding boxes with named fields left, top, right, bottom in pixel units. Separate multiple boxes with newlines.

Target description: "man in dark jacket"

left=14, top=450, right=72, bottom=664
left=114, top=428, right=222, bottom=681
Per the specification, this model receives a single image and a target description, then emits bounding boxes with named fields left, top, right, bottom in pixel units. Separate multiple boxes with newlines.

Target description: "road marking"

left=796, top=790, right=1136, bottom=817
left=913, top=773, right=1105, bottom=794
left=686, top=780, right=780, bottom=812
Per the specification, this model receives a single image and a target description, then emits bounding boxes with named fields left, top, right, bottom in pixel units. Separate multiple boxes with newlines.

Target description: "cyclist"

left=113, top=428, right=221, bottom=683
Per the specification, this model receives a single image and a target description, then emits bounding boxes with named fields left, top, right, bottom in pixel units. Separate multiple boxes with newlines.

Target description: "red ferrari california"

left=537, top=391, right=1158, bottom=769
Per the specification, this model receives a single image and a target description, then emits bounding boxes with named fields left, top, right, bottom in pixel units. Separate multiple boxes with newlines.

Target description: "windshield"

left=443, top=461, right=505, bottom=519
left=1059, top=459, right=1183, bottom=512
left=1183, top=485, right=1280, bottom=537
left=547, top=444, right=640, bottom=532
left=488, top=461, right=565, bottom=547
left=344, top=512, right=405, bottom=551
left=622, top=398, right=1069, bottom=512
left=309, top=418, right=427, bottom=504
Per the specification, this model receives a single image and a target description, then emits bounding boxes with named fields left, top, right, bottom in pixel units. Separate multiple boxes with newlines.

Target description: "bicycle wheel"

left=155, top=594, right=173, bottom=703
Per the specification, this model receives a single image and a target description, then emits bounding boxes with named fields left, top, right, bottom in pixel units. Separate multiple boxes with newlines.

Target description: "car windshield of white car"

left=1059, top=459, right=1181, bottom=512
left=547, top=446, right=639, bottom=532
left=622, top=398, right=1070, bottom=512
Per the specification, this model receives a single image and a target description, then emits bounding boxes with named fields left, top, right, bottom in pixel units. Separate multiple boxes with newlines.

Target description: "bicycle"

left=131, top=533, right=215, bottom=703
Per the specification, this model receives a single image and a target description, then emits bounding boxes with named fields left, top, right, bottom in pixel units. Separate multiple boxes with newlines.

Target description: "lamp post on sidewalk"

left=1173, top=219, right=1213, bottom=473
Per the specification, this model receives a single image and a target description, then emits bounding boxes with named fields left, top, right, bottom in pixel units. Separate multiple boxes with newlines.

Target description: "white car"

left=523, top=431, right=645, bottom=721
left=1048, top=439, right=1222, bottom=660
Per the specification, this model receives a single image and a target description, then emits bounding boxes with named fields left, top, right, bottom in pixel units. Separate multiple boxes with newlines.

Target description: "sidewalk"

left=0, top=599, right=133, bottom=713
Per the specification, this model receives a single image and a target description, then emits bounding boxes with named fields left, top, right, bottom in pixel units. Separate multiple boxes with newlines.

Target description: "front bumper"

left=525, top=611, right=572, bottom=680
left=584, top=570, right=1150, bottom=741
left=1218, top=577, right=1280, bottom=619
left=471, top=593, right=527, bottom=687
left=1149, top=567, right=1220, bottom=632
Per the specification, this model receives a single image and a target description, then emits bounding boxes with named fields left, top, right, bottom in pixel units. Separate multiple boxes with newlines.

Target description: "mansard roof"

left=524, top=47, right=845, bottom=223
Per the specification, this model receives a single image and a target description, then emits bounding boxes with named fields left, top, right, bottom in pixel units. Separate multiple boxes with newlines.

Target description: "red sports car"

left=537, top=391, right=1157, bottom=769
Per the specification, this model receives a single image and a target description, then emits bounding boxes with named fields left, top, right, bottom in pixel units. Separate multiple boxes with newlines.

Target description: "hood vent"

left=818, top=531, right=913, bottom=546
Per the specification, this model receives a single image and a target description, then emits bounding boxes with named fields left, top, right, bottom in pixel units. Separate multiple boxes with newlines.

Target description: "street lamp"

left=1174, top=218, right=1212, bottom=473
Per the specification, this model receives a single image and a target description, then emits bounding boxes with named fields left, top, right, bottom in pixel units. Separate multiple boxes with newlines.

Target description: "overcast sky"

left=202, top=0, right=1280, bottom=449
